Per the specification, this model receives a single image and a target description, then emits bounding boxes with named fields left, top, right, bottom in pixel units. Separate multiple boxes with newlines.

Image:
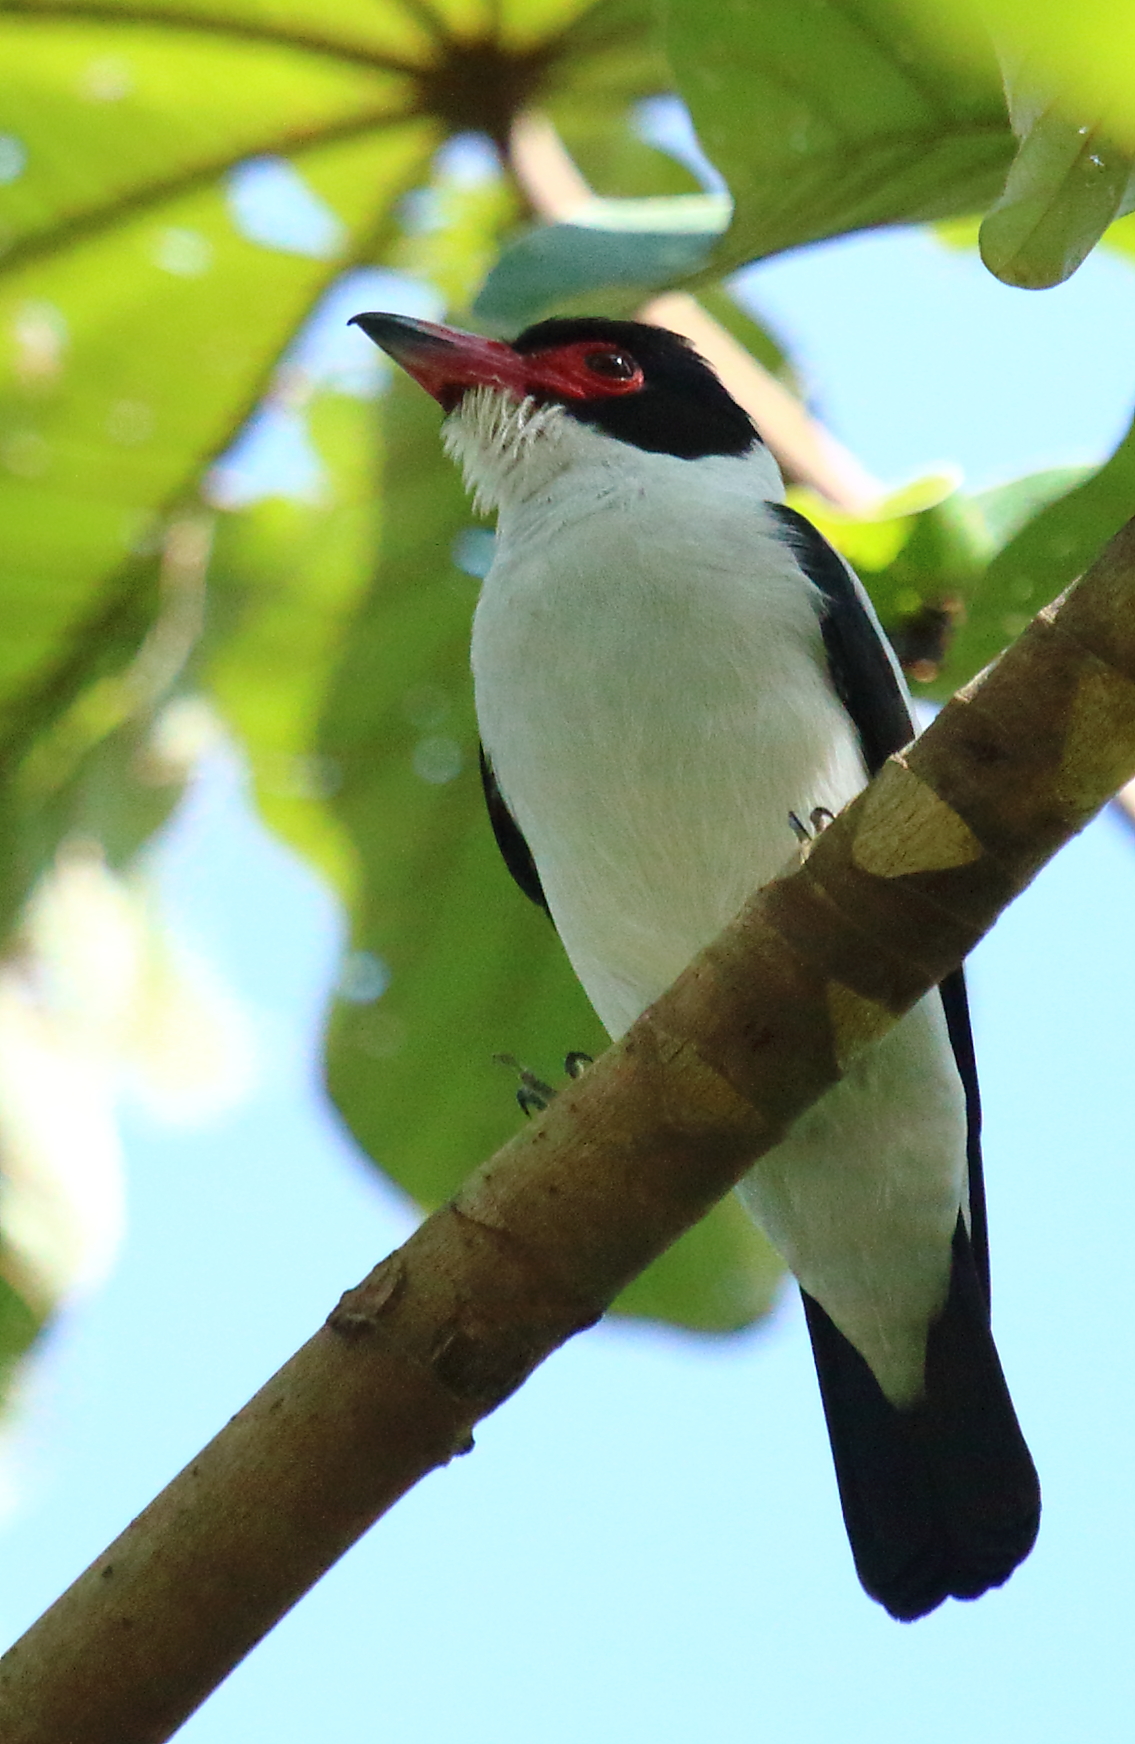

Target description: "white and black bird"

left=351, top=310, right=1041, bottom=1620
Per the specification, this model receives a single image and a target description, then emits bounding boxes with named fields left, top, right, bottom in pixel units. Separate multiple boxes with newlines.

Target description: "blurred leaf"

left=475, top=193, right=726, bottom=327
left=801, top=417, right=1135, bottom=700
left=0, top=0, right=669, bottom=935
left=969, top=407, right=1135, bottom=668
left=0, top=0, right=687, bottom=1402
left=787, top=472, right=960, bottom=575
left=0, top=20, right=438, bottom=928
left=969, top=467, right=1088, bottom=546
left=489, top=0, right=1026, bottom=329
left=893, top=0, right=1135, bottom=155
left=0, top=10, right=436, bottom=697
left=319, top=374, right=782, bottom=1331
left=0, top=1267, right=41, bottom=1397
left=552, top=100, right=703, bottom=199
left=979, top=81, right=1134, bottom=287
left=202, top=391, right=380, bottom=899
left=395, top=161, right=524, bottom=315
left=666, top=0, right=1015, bottom=277
left=1103, top=208, right=1135, bottom=266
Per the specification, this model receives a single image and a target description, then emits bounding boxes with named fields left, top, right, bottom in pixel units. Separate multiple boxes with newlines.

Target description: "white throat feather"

left=443, top=386, right=570, bottom=515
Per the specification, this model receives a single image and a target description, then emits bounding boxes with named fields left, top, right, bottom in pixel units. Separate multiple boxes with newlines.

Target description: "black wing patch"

left=766, top=500, right=912, bottom=775
left=479, top=745, right=549, bottom=915
left=767, top=504, right=990, bottom=1285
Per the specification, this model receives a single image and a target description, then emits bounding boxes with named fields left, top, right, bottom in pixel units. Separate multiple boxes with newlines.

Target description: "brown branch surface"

left=5, top=522, right=1135, bottom=1740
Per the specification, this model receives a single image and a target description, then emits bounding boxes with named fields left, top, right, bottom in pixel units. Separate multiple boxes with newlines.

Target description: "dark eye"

left=584, top=349, right=638, bottom=381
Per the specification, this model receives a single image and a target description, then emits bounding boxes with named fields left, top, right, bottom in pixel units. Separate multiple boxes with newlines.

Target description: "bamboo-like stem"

left=3, top=520, right=1135, bottom=1743
left=507, top=111, right=884, bottom=512
left=508, top=110, right=595, bottom=218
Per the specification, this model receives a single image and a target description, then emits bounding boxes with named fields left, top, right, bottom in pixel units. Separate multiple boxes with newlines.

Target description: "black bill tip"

left=349, top=311, right=444, bottom=354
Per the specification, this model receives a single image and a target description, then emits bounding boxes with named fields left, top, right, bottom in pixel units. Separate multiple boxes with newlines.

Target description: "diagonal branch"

left=2, top=517, right=1135, bottom=1743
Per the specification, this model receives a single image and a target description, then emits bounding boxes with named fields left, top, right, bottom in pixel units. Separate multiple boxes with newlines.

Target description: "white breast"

left=471, top=423, right=866, bottom=1032
left=461, top=399, right=966, bottom=1403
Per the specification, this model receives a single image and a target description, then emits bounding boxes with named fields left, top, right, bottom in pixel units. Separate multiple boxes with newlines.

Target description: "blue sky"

left=2, top=180, right=1135, bottom=1739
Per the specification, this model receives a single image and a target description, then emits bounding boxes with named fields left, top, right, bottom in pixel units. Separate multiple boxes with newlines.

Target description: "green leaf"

left=892, top=0, right=1135, bottom=155
left=0, top=0, right=674, bottom=964
left=665, top=0, right=1015, bottom=277
left=969, top=467, right=1088, bottom=547
left=0, top=0, right=680, bottom=1402
left=801, top=421, right=1135, bottom=702
left=968, top=408, right=1135, bottom=668
left=474, top=193, right=726, bottom=328
left=1103, top=208, right=1135, bottom=267
left=0, top=1267, right=44, bottom=1401
left=319, top=374, right=782, bottom=1331
left=0, top=0, right=440, bottom=928
left=551, top=99, right=704, bottom=200
left=201, top=391, right=380, bottom=900
left=0, top=0, right=664, bottom=934
left=979, top=96, right=1134, bottom=287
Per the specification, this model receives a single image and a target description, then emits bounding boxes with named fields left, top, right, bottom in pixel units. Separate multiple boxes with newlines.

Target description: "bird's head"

left=349, top=312, right=762, bottom=511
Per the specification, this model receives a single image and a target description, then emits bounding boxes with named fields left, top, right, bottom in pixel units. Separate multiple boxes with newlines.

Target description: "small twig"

left=508, top=111, right=594, bottom=219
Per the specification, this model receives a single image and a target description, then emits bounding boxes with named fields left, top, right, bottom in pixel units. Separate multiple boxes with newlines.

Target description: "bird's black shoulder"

left=766, top=500, right=912, bottom=776
left=479, top=746, right=549, bottom=914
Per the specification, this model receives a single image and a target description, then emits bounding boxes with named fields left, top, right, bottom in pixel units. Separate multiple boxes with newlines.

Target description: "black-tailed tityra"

left=351, top=310, right=1041, bottom=1619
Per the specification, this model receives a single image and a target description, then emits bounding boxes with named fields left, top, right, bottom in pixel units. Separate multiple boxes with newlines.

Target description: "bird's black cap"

left=511, top=317, right=760, bottom=460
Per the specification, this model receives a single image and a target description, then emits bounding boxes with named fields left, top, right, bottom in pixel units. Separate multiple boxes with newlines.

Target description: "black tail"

left=802, top=1220, right=1041, bottom=1621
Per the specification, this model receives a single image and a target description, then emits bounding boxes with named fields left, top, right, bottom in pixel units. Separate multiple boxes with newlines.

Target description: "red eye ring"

left=514, top=340, right=645, bottom=401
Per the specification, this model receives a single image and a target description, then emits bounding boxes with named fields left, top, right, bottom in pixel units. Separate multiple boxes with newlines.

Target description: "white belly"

left=472, top=464, right=966, bottom=1403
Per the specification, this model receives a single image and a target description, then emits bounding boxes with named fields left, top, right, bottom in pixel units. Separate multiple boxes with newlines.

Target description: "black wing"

left=765, top=500, right=912, bottom=775
left=768, top=503, right=1036, bottom=1617
left=479, top=745, right=549, bottom=915
left=767, top=500, right=987, bottom=1288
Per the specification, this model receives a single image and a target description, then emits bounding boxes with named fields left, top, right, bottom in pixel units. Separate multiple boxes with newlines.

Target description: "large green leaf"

left=0, top=15, right=439, bottom=937
left=0, top=0, right=685, bottom=1400
left=665, top=0, right=1015, bottom=278
left=319, top=374, right=782, bottom=1331
left=0, top=0, right=667, bottom=931
left=479, top=0, right=1022, bottom=319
